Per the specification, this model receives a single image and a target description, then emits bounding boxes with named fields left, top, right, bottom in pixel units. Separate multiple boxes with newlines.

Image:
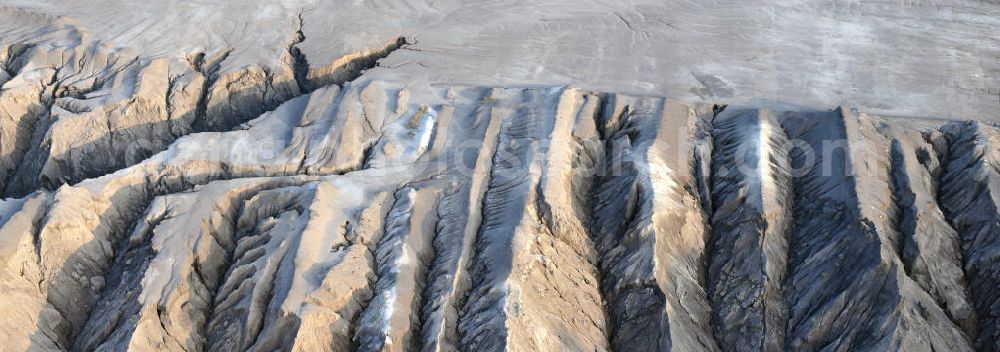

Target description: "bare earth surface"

left=0, top=1, right=998, bottom=351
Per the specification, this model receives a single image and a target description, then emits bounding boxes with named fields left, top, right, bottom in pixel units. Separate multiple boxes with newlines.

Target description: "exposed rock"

left=0, top=7, right=997, bottom=352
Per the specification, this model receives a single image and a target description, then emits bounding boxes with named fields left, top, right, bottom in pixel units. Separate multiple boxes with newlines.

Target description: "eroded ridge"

left=706, top=109, right=792, bottom=351
left=0, top=26, right=406, bottom=198
left=0, top=71, right=995, bottom=352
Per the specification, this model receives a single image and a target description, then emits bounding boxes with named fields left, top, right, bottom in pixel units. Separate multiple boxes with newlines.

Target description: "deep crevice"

left=935, top=121, right=1000, bottom=350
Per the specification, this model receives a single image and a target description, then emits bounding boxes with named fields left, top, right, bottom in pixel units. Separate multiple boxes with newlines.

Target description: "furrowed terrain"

left=1, top=3, right=999, bottom=352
